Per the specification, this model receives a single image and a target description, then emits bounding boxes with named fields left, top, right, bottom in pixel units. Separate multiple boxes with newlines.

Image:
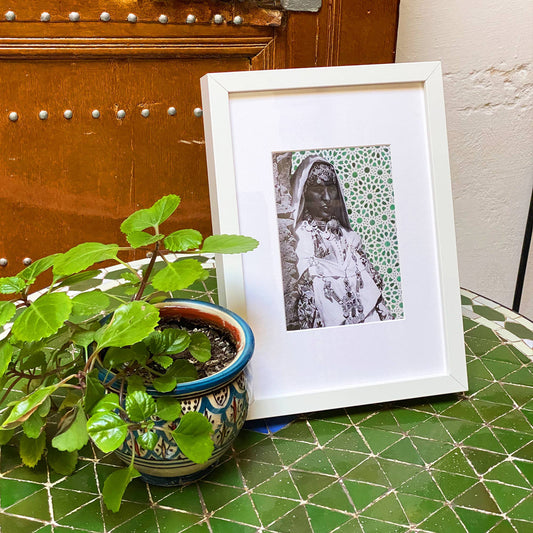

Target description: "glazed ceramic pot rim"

left=98, top=298, right=254, bottom=396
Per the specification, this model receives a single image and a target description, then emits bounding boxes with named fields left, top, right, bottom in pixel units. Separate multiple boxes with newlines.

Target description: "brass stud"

left=158, top=14, right=168, bottom=24
left=186, top=14, right=196, bottom=24
left=100, top=12, right=110, bottom=22
left=92, top=110, right=100, bottom=119
left=0, top=258, right=8, bottom=267
left=117, top=110, right=126, bottom=119
left=167, top=107, right=177, bottom=116
left=5, top=11, right=15, bottom=22
left=22, top=257, right=33, bottom=266
left=193, top=108, right=203, bottom=117
left=141, top=109, right=150, bottom=118
left=127, top=13, right=137, bottom=23
left=64, top=110, right=73, bottom=120
left=214, top=14, right=224, bottom=24
left=69, top=12, right=80, bottom=22
left=39, top=110, right=48, bottom=120
left=8, top=112, right=18, bottom=122
left=40, top=12, right=51, bottom=22
left=233, top=16, right=243, bottom=25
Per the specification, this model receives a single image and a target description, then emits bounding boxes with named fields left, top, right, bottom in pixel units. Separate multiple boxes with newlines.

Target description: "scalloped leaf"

left=70, top=290, right=110, bottom=323
left=0, top=340, right=13, bottom=378
left=171, top=411, right=214, bottom=464
left=0, top=301, right=16, bottom=327
left=20, top=432, right=46, bottom=468
left=156, top=397, right=181, bottom=422
left=126, top=231, right=165, bottom=249
left=0, top=276, right=26, bottom=294
left=125, top=390, right=156, bottom=422
left=53, top=243, right=119, bottom=278
left=120, top=194, right=180, bottom=233
left=136, top=431, right=158, bottom=451
left=11, top=292, right=72, bottom=342
left=87, top=412, right=129, bottom=453
left=188, top=332, right=212, bottom=363
left=164, top=229, right=203, bottom=252
left=151, top=259, right=208, bottom=292
left=94, top=301, right=160, bottom=350
left=3, top=385, right=57, bottom=427
left=201, top=234, right=259, bottom=254
left=17, top=254, right=59, bottom=282
left=52, top=408, right=89, bottom=452
left=102, top=464, right=140, bottom=513
left=47, top=448, right=78, bottom=476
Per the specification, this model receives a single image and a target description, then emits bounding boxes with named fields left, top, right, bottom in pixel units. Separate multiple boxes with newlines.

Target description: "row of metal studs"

left=7, top=108, right=203, bottom=122
left=3, top=11, right=243, bottom=25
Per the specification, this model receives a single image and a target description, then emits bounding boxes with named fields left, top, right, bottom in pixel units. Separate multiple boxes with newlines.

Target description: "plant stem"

left=133, top=243, right=159, bottom=301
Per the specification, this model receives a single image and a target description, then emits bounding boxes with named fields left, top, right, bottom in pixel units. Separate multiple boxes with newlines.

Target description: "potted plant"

left=0, top=194, right=258, bottom=512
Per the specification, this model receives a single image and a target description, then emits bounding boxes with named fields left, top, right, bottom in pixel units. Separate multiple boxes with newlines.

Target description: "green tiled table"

left=1, top=268, right=532, bottom=532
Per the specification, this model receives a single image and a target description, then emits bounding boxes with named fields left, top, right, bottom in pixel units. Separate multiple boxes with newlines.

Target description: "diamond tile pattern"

left=1, top=275, right=532, bottom=532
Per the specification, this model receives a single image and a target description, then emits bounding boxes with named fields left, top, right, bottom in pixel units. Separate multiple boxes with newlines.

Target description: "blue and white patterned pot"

left=98, top=299, right=254, bottom=487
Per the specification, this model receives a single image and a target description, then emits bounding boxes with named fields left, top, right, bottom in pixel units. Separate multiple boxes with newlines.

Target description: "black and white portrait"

left=274, top=149, right=401, bottom=331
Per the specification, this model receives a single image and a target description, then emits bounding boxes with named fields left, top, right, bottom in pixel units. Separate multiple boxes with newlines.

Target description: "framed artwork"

left=201, top=62, right=467, bottom=419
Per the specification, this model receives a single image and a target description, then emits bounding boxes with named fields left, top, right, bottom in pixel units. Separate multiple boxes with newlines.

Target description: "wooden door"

left=0, top=0, right=399, bottom=277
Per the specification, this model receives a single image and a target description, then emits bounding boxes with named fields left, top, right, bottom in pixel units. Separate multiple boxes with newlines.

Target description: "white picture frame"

left=201, top=62, right=467, bottom=420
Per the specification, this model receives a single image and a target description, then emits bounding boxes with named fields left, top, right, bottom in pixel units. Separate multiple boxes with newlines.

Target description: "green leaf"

left=164, top=229, right=203, bottom=252
left=0, top=276, right=26, bottom=294
left=20, top=432, right=46, bottom=468
left=54, top=270, right=100, bottom=289
left=152, top=375, right=177, bottom=393
left=171, top=411, right=214, bottom=464
left=11, top=292, right=73, bottom=342
left=121, top=271, right=142, bottom=284
left=53, top=243, right=119, bottom=278
left=94, top=301, right=160, bottom=350
left=3, top=385, right=57, bottom=426
left=167, top=359, right=198, bottom=383
left=145, top=329, right=190, bottom=356
left=120, top=194, right=180, bottom=234
left=0, top=428, right=14, bottom=445
left=90, top=393, right=120, bottom=415
left=156, top=397, right=181, bottom=422
left=201, top=234, right=259, bottom=254
left=127, top=375, right=146, bottom=393
left=103, top=344, right=148, bottom=369
left=151, top=259, right=208, bottom=292
left=19, top=351, right=46, bottom=371
left=136, top=431, right=159, bottom=451
left=102, top=464, right=140, bottom=513
left=52, top=407, right=89, bottom=452
left=87, top=412, right=129, bottom=453
left=84, top=371, right=106, bottom=413
left=37, top=397, right=51, bottom=417
left=72, top=330, right=96, bottom=349
left=47, top=448, right=78, bottom=476
left=152, top=355, right=173, bottom=369
left=126, top=231, right=165, bottom=249
left=17, top=254, right=59, bottom=282
left=0, top=340, right=13, bottom=378
left=22, top=411, right=44, bottom=439
left=0, top=301, right=16, bottom=327
left=188, top=332, right=212, bottom=363
left=58, top=390, right=82, bottom=412
left=162, top=329, right=191, bottom=355
left=70, top=291, right=110, bottom=322
left=125, top=390, right=156, bottom=422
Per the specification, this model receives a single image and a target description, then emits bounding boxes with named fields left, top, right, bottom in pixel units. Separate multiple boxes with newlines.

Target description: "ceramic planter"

left=97, top=299, right=254, bottom=486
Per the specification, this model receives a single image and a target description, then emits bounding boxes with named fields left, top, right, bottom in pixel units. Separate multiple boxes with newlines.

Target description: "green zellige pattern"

left=0, top=265, right=532, bottom=533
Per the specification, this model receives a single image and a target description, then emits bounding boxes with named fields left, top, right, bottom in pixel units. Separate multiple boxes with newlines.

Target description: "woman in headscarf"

left=290, top=155, right=392, bottom=329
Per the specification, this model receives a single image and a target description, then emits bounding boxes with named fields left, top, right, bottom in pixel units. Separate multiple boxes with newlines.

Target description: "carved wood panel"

left=0, top=0, right=399, bottom=277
